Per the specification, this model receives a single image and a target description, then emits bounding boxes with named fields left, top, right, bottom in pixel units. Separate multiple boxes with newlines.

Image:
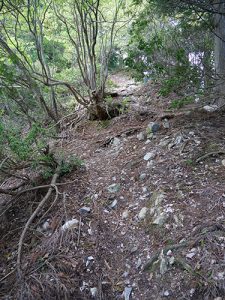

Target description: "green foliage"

left=118, top=97, right=130, bottom=114
left=59, top=155, right=84, bottom=176
left=97, top=119, right=111, bottom=129
left=170, top=96, right=194, bottom=109
left=185, top=159, right=194, bottom=166
left=126, top=0, right=213, bottom=95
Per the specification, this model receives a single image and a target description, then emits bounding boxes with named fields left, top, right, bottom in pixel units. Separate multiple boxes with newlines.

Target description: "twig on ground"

left=196, top=150, right=225, bottom=163
left=0, top=269, right=16, bottom=283
left=77, top=216, right=82, bottom=247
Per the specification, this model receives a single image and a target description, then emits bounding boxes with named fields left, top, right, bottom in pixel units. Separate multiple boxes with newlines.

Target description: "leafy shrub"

left=170, top=96, right=194, bottom=109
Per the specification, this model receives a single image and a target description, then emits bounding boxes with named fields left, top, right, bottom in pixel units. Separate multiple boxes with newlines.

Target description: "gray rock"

left=186, top=248, right=197, bottom=259
left=139, top=173, right=147, bottom=180
left=42, top=220, right=50, bottom=231
left=130, top=245, right=138, bottom=254
left=138, top=207, right=148, bottom=219
left=174, top=134, right=183, bottom=145
left=137, top=132, right=146, bottom=141
left=79, top=206, right=91, bottom=215
left=122, top=210, right=129, bottom=219
left=136, top=258, right=142, bottom=269
left=124, top=287, right=132, bottom=300
left=162, top=118, right=170, bottom=129
left=163, top=290, right=170, bottom=297
left=61, top=219, right=79, bottom=231
left=203, top=105, right=218, bottom=112
left=90, top=287, right=98, bottom=298
left=112, top=137, right=121, bottom=146
left=147, top=122, right=160, bottom=134
left=107, top=183, right=121, bottom=193
left=152, top=213, right=167, bottom=225
left=86, top=256, right=94, bottom=267
left=144, top=152, right=156, bottom=161
left=109, top=199, right=118, bottom=209
left=159, top=250, right=168, bottom=275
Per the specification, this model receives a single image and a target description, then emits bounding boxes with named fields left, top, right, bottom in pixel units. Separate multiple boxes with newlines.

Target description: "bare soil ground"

left=0, top=74, right=225, bottom=300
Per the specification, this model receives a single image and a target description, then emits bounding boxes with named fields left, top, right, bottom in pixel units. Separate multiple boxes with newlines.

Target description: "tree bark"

left=214, top=1, right=225, bottom=105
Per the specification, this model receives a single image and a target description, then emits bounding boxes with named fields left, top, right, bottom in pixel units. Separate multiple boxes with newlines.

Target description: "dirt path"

left=1, top=75, right=225, bottom=300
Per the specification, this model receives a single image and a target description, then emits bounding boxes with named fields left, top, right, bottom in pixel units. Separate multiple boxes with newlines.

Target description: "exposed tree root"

left=16, top=166, right=61, bottom=278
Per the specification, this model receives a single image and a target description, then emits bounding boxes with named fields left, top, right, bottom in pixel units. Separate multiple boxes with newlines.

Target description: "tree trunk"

left=214, top=1, right=225, bottom=105
left=88, top=91, right=109, bottom=120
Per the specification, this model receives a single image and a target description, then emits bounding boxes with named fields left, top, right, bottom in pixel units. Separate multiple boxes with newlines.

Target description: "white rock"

left=109, top=199, right=118, bottom=209
left=139, top=173, right=147, bottom=180
left=144, top=152, right=156, bottom=161
left=138, top=207, right=148, bottom=219
left=80, top=281, right=89, bottom=292
left=186, top=251, right=196, bottom=259
left=112, top=137, right=121, bottom=146
left=42, top=220, right=50, bottom=231
left=162, top=118, right=170, bottom=129
left=136, top=257, right=142, bottom=268
left=122, top=210, right=129, bottom=219
left=142, top=187, right=148, bottom=193
left=169, top=256, right=175, bottom=265
left=107, top=183, right=120, bottom=193
left=222, top=159, right=225, bottom=166
left=61, top=219, right=79, bottom=231
left=137, top=132, right=146, bottom=141
left=124, top=286, right=132, bottom=300
left=86, top=256, right=94, bottom=267
left=203, top=105, right=218, bottom=112
left=159, top=250, right=168, bottom=274
left=166, top=250, right=172, bottom=256
left=88, top=228, right=93, bottom=235
left=152, top=213, right=167, bottom=225
left=164, top=290, right=170, bottom=297
left=90, top=287, right=98, bottom=298
left=190, top=288, right=195, bottom=296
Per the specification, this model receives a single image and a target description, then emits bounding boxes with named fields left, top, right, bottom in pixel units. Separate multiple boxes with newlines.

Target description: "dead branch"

left=0, top=180, right=77, bottom=196
left=17, top=165, right=61, bottom=278
left=77, top=216, right=82, bottom=247
left=196, top=150, right=225, bottom=163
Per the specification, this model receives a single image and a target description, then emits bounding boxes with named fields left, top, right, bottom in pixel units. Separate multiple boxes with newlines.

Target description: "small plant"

left=105, top=95, right=113, bottom=106
left=170, top=96, right=194, bottom=109
left=185, top=159, right=194, bottom=166
left=106, top=78, right=118, bottom=89
left=59, top=155, right=84, bottom=176
left=159, top=76, right=182, bottom=97
left=118, top=97, right=130, bottom=114
left=97, top=119, right=111, bottom=129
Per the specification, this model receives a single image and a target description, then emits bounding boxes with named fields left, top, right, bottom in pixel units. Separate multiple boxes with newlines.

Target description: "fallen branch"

left=0, top=180, right=76, bottom=196
left=17, top=165, right=61, bottom=278
left=196, top=150, right=225, bottom=163
left=16, top=180, right=77, bottom=196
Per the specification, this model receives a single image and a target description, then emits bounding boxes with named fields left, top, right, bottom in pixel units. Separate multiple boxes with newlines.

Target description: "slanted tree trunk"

left=213, top=0, right=225, bottom=105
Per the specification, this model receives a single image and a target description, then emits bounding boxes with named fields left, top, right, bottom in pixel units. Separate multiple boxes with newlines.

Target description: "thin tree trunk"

left=214, top=1, right=225, bottom=105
